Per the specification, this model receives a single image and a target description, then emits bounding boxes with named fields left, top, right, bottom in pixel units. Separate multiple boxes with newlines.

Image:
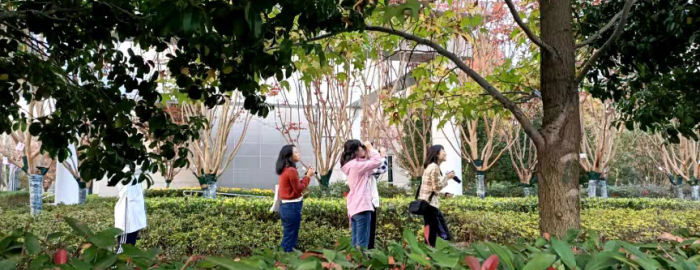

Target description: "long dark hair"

left=340, top=139, right=363, bottom=167
left=276, top=145, right=297, bottom=175
left=423, top=145, right=444, bottom=168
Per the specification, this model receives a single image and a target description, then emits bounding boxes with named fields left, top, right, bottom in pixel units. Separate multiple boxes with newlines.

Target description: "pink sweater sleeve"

left=355, top=150, right=383, bottom=175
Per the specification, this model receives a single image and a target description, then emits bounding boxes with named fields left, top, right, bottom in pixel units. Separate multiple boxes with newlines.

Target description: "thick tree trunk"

left=537, top=0, right=582, bottom=236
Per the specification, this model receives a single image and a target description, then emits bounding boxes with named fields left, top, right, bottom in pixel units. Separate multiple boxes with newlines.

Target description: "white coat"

left=114, top=178, right=147, bottom=234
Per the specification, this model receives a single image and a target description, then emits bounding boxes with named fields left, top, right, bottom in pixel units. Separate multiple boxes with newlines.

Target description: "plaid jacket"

left=418, top=163, right=449, bottom=208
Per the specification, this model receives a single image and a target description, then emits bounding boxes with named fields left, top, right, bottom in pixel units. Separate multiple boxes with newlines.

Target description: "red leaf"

left=482, top=255, right=499, bottom=270
left=464, top=256, right=481, bottom=270
left=54, top=249, right=68, bottom=265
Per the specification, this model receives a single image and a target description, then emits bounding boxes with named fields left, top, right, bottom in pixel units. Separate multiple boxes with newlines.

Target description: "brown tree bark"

left=536, top=0, right=582, bottom=236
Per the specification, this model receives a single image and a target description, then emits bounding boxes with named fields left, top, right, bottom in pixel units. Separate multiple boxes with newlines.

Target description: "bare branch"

left=575, top=0, right=636, bottom=85
left=366, top=25, right=545, bottom=149
left=575, top=11, right=623, bottom=49
left=503, top=0, right=559, bottom=59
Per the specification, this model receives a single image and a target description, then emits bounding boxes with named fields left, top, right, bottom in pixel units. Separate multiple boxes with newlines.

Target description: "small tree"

left=506, top=115, right=538, bottom=196
left=445, top=114, right=515, bottom=198
left=578, top=93, right=621, bottom=198
left=650, top=134, right=696, bottom=200
left=183, top=94, right=252, bottom=198
left=9, top=98, right=54, bottom=214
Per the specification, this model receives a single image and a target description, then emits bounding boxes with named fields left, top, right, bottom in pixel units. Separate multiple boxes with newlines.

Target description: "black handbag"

left=408, top=179, right=435, bottom=215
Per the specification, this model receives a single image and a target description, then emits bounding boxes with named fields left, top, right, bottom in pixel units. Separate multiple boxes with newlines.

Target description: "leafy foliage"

left=3, top=216, right=700, bottom=269
left=0, top=0, right=369, bottom=185
left=581, top=0, right=700, bottom=142
left=4, top=196, right=700, bottom=260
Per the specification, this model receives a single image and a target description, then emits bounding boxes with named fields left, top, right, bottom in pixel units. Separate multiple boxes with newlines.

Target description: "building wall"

left=96, top=106, right=413, bottom=197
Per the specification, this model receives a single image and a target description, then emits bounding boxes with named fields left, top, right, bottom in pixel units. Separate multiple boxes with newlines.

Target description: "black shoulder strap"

left=414, top=178, right=436, bottom=202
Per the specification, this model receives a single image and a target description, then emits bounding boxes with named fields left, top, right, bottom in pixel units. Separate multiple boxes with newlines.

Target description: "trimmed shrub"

left=3, top=196, right=700, bottom=259
left=0, top=191, right=29, bottom=210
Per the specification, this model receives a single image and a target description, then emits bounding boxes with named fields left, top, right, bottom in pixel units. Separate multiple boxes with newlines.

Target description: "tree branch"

left=575, top=0, right=635, bottom=85
left=365, top=25, right=546, bottom=149
left=503, top=0, right=559, bottom=59
left=575, top=11, right=623, bottom=49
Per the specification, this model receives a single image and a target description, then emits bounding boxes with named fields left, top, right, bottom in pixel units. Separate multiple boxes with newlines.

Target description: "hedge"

left=3, top=196, right=700, bottom=259
left=0, top=191, right=29, bottom=209
left=146, top=181, right=410, bottom=199
left=146, top=187, right=275, bottom=197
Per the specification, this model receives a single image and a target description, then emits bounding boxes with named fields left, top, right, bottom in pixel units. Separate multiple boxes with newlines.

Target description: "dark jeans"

left=351, top=211, right=373, bottom=248
left=369, top=207, right=377, bottom=249
left=116, top=230, right=139, bottom=254
left=423, top=206, right=451, bottom=247
left=279, top=200, right=303, bottom=252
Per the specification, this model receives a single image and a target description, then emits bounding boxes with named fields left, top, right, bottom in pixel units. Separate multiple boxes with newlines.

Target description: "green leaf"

left=70, top=259, right=92, bottom=269
left=24, top=233, right=42, bottom=255
left=485, top=242, right=515, bottom=270
left=89, top=228, right=123, bottom=249
left=183, top=11, right=193, bottom=33
left=430, top=251, right=459, bottom=268
left=585, top=251, right=619, bottom=270
left=552, top=238, right=577, bottom=270
left=205, top=257, right=258, bottom=270
left=403, top=229, right=422, bottom=254
left=83, top=246, right=99, bottom=263
left=523, top=253, right=557, bottom=270
left=93, top=254, right=118, bottom=270
left=0, top=260, right=17, bottom=269
left=322, top=249, right=337, bottom=262
left=64, top=217, right=93, bottom=237
left=603, top=240, right=620, bottom=252
left=435, top=237, right=451, bottom=251
left=0, top=74, right=8, bottom=81
left=405, top=0, right=421, bottom=19
left=29, top=254, right=50, bottom=270
left=408, top=253, right=431, bottom=265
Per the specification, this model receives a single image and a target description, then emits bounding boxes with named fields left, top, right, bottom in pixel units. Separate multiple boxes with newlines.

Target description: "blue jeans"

left=351, top=211, right=373, bottom=249
left=280, top=201, right=303, bottom=252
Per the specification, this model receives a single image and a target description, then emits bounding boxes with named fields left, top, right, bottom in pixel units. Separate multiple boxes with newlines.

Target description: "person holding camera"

left=341, top=140, right=383, bottom=249
left=368, top=145, right=388, bottom=249
left=418, top=145, right=455, bottom=247
left=276, top=145, right=314, bottom=252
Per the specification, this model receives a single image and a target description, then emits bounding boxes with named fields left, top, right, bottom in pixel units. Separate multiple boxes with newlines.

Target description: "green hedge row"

left=3, top=196, right=700, bottom=258
left=0, top=191, right=29, bottom=209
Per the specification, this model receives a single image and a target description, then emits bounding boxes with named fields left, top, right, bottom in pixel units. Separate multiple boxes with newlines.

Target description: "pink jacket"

left=342, top=150, right=383, bottom=218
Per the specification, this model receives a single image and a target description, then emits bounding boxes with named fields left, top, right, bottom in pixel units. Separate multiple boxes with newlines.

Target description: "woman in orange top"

left=276, top=145, right=315, bottom=252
